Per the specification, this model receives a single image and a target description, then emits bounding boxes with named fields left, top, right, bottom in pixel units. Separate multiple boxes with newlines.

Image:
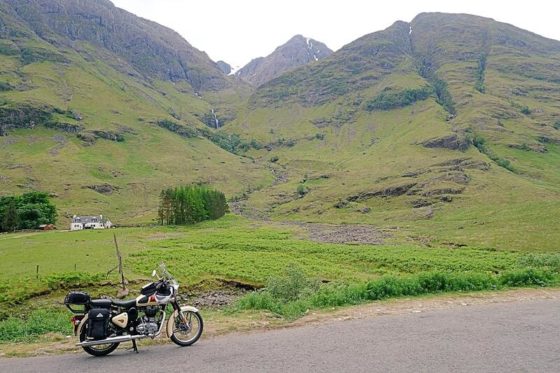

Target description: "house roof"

left=72, top=215, right=109, bottom=224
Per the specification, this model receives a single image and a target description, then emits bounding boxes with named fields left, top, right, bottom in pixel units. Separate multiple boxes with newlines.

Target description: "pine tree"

left=1, top=198, right=18, bottom=232
left=158, top=184, right=228, bottom=226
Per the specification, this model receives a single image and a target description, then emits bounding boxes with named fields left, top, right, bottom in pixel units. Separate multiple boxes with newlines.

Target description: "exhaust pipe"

left=77, top=334, right=147, bottom=347
left=78, top=313, right=166, bottom=347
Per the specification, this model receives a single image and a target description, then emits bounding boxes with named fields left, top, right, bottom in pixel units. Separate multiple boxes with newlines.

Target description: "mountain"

left=216, top=60, right=232, bottom=75
left=0, top=0, right=229, bottom=91
left=0, top=0, right=268, bottom=223
left=1, top=4, right=560, bottom=250
left=228, top=13, right=560, bottom=250
left=236, top=35, right=333, bottom=87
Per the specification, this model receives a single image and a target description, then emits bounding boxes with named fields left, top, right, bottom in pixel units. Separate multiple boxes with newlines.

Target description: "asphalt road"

left=2, top=297, right=559, bottom=372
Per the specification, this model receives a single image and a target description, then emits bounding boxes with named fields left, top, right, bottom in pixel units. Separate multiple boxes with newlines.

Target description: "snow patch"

left=409, top=26, right=413, bottom=35
left=228, top=65, right=241, bottom=76
left=306, top=37, right=314, bottom=50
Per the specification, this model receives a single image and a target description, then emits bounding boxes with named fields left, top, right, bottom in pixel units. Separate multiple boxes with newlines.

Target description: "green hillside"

left=0, top=0, right=270, bottom=224
left=227, top=13, right=560, bottom=250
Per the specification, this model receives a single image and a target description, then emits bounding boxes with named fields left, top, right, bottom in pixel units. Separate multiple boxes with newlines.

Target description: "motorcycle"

left=64, top=264, right=203, bottom=356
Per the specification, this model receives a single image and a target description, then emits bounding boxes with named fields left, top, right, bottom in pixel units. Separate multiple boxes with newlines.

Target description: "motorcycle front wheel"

left=169, top=310, right=203, bottom=346
left=79, top=323, right=120, bottom=357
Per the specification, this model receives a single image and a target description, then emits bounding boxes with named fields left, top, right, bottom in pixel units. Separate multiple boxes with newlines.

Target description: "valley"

left=0, top=0, right=559, bottom=355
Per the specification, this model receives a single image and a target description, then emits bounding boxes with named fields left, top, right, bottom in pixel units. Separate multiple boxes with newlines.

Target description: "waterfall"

left=211, top=109, right=219, bottom=129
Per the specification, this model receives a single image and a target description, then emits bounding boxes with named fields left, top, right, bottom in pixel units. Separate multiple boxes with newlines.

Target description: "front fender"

left=180, top=305, right=199, bottom=313
left=166, top=306, right=199, bottom=337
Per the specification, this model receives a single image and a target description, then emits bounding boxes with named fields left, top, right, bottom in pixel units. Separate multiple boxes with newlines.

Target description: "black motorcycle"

left=65, top=264, right=203, bottom=356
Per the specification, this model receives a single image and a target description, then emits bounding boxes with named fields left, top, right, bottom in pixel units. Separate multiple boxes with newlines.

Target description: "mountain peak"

left=237, top=34, right=333, bottom=87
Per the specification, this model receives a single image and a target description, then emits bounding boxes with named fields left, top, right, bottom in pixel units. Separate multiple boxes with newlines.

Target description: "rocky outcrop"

left=237, top=35, right=333, bottom=87
left=421, top=134, right=470, bottom=151
left=508, top=143, right=548, bottom=153
left=347, top=183, right=417, bottom=202
left=92, top=130, right=125, bottom=142
left=0, top=104, right=53, bottom=134
left=432, top=158, right=490, bottom=170
left=84, top=184, right=119, bottom=195
left=77, top=130, right=125, bottom=144
left=422, top=187, right=465, bottom=197
left=44, top=122, right=83, bottom=133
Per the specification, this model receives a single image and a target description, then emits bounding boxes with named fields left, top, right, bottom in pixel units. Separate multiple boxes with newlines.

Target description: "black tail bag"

left=87, top=308, right=111, bottom=340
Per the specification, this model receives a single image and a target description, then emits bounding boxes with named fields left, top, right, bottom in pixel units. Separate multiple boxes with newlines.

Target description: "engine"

left=136, top=306, right=160, bottom=335
left=136, top=317, right=159, bottom=335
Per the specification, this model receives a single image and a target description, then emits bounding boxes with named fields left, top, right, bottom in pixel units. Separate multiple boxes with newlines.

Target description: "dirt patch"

left=184, top=289, right=246, bottom=309
left=292, top=222, right=389, bottom=244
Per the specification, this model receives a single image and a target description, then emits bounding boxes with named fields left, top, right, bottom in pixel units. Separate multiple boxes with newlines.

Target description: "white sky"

left=111, top=0, right=560, bottom=68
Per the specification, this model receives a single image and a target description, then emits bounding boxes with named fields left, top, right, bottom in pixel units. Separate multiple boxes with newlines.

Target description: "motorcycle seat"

left=90, top=299, right=112, bottom=309
left=112, top=299, right=137, bottom=309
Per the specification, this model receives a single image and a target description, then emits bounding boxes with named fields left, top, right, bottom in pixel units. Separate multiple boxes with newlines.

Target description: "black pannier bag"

left=87, top=308, right=111, bottom=340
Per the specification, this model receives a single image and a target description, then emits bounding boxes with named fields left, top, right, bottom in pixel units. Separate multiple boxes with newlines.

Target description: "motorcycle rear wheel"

left=170, top=310, right=203, bottom=346
left=79, top=324, right=120, bottom=356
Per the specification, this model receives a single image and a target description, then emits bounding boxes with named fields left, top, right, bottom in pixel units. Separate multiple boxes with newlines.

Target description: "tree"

left=0, top=192, right=57, bottom=232
left=158, top=188, right=173, bottom=225
left=157, top=185, right=227, bottom=226
left=1, top=198, right=18, bottom=232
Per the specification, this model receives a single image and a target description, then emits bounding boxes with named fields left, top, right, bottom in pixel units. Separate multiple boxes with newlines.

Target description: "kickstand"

left=131, top=339, right=139, bottom=354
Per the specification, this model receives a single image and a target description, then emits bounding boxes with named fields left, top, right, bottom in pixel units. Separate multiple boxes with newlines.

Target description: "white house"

left=70, top=215, right=113, bottom=231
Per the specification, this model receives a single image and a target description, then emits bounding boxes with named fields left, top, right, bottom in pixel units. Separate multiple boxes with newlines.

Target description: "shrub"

left=296, top=184, right=309, bottom=197
left=266, top=264, right=319, bottom=302
left=519, top=254, right=560, bottom=272
left=235, top=268, right=558, bottom=320
left=431, top=78, right=456, bottom=115
left=471, top=134, right=515, bottom=172
left=156, top=119, right=198, bottom=138
left=0, top=81, right=12, bottom=91
left=499, top=269, right=554, bottom=287
left=365, top=86, right=432, bottom=111
left=475, top=54, right=487, bottom=93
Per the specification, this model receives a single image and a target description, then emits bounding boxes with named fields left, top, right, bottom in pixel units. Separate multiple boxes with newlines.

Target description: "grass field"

left=1, top=214, right=559, bottom=336
left=0, top=215, right=533, bottom=288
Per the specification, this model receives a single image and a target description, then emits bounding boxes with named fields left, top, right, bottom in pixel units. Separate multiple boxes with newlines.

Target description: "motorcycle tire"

left=79, top=322, right=120, bottom=356
left=170, top=310, right=204, bottom=347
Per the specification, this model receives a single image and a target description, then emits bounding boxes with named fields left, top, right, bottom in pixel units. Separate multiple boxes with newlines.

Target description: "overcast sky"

left=111, top=0, right=560, bottom=68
